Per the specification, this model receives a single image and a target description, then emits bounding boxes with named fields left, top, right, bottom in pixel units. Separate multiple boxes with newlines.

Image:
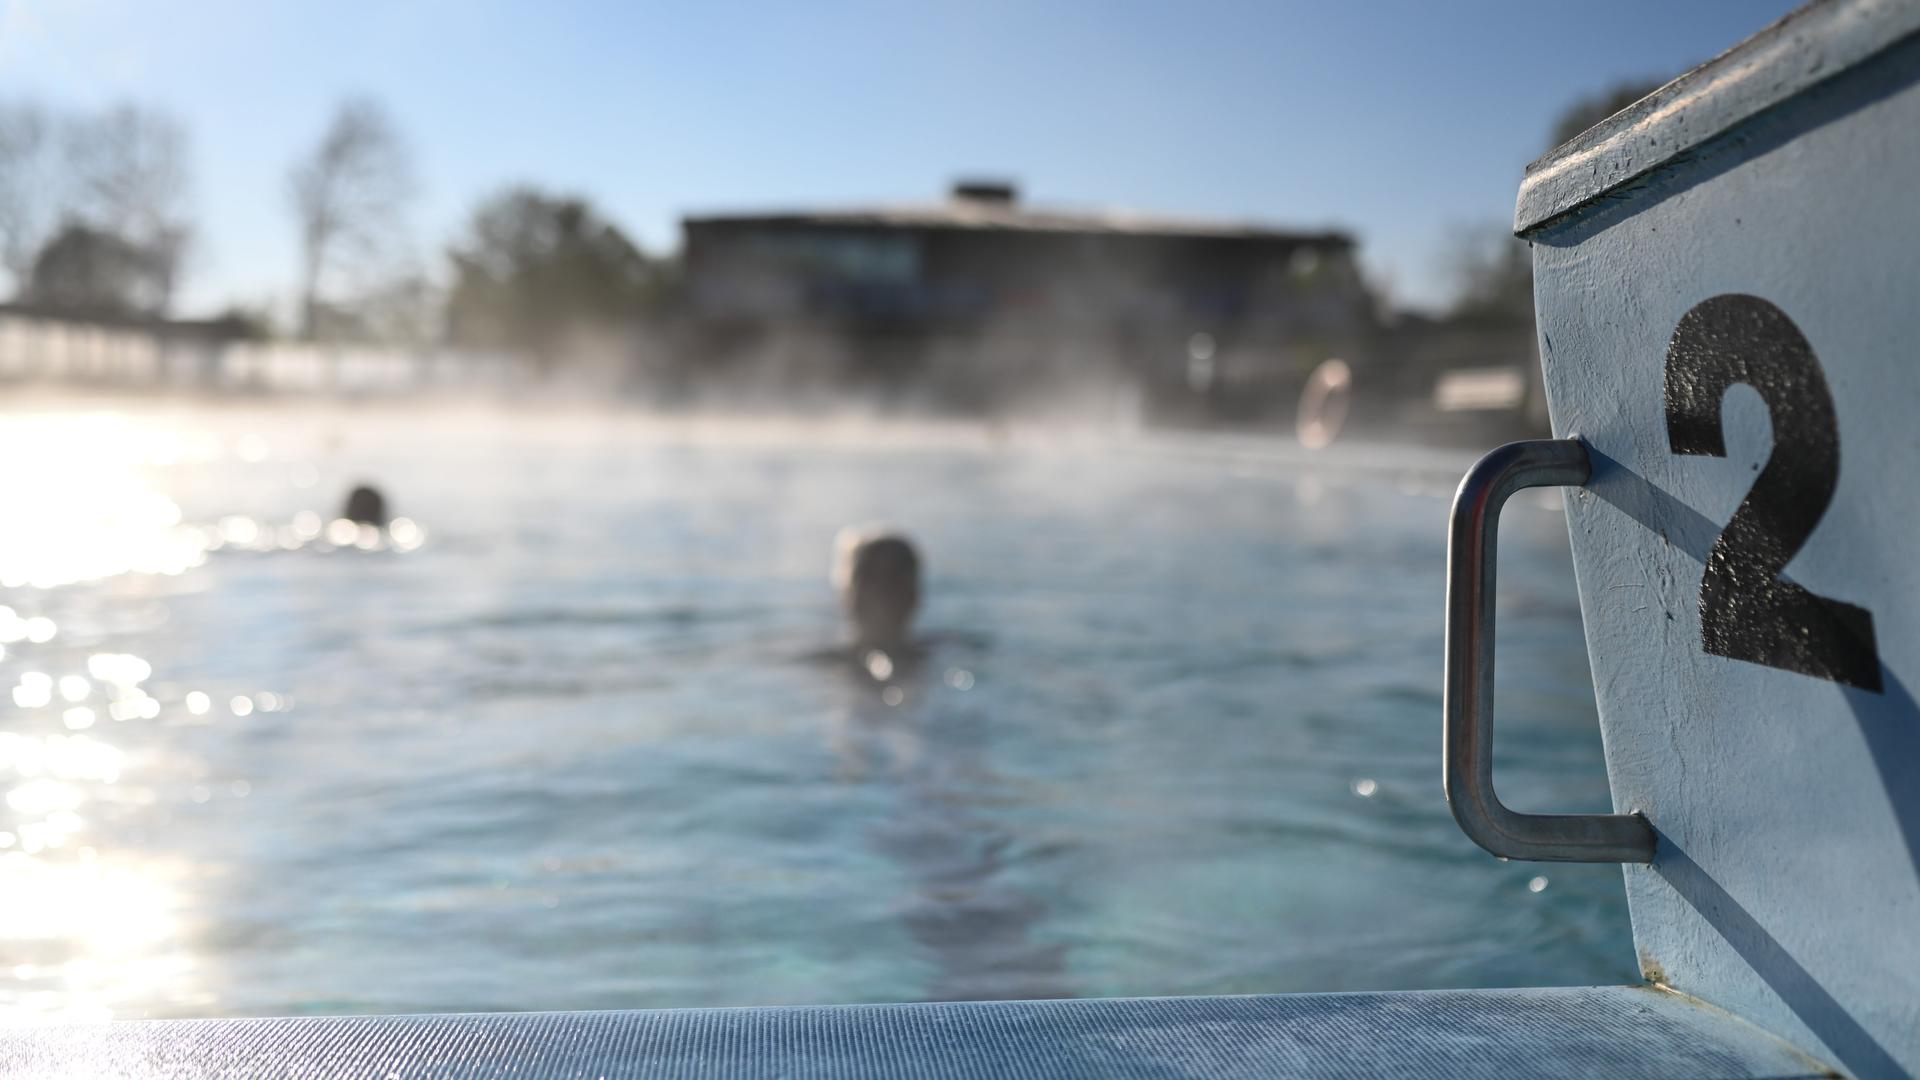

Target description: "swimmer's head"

left=831, top=527, right=921, bottom=647
left=342, top=484, right=389, bottom=527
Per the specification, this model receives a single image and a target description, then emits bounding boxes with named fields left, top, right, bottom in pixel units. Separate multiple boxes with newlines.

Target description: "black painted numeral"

left=1663, top=294, right=1881, bottom=692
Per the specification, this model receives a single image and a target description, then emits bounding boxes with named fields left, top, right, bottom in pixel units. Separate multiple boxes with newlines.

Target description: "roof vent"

left=951, top=180, right=1018, bottom=206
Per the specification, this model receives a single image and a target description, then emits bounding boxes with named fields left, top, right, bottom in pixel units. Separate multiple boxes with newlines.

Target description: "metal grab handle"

left=1445, top=439, right=1656, bottom=863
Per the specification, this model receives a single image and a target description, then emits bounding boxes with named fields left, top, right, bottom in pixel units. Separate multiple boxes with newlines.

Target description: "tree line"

left=0, top=82, right=1664, bottom=369
left=0, top=96, right=666, bottom=368
left=0, top=102, right=192, bottom=318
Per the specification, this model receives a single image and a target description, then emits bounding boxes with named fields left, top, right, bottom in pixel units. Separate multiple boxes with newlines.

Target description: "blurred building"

left=1372, top=313, right=1550, bottom=445
left=679, top=182, right=1377, bottom=420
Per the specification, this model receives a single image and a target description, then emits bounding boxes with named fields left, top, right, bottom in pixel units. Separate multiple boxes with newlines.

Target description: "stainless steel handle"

left=1445, top=438, right=1656, bottom=863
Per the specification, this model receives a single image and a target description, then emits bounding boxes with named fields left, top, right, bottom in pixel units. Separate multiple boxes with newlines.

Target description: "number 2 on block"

left=1663, top=294, right=1881, bottom=692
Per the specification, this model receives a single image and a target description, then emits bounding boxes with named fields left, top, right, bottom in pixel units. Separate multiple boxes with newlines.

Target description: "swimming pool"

left=0, top=404, right=1633, bottom=1020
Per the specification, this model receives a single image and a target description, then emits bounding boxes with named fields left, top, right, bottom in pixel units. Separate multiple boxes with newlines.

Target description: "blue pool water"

left=0, top=404, right=1634, bottom=1020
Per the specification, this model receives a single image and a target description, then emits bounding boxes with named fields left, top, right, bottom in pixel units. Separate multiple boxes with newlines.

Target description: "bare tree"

left=62, top=103, right=194, bottom=313
left=289, top=98, right=413, bottom=340
left=0, top=102, right=58, bottom=296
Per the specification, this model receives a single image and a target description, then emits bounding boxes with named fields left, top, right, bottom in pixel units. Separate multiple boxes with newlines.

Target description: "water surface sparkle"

left=0, top=405, right=1628, bottom=1019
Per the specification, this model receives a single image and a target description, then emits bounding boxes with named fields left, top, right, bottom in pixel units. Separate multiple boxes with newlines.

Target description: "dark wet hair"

left=845, top=534, right=921, bottom=645
left=850, top=536, right=919, bottom=592
left=342, top=485, right=389, bottom=527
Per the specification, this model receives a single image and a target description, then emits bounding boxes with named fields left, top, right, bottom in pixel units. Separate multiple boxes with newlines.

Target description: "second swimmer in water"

left=831, top=526, right=921, bottom=652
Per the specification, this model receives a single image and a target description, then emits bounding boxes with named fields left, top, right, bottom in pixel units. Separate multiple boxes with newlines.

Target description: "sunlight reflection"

left=0, top=852, right=197, bottom=1023
left=0, top=415, right=208, bottom=588
left=203, top=513, right=425, bottom=555
left=87, top=654, right=152, bottom=689
left=0, top=735, right=126, bottom=787
left=0, top=615, right=61, bottom=645
left=388, top=517, right=425, bottom=551
left=0, top=648, right=197, bottom=1021
left=0, top=413, right=426, bottom=586
left=0, top=415, right=242, bottom=1021
left=11, top=673, right=51, bottom=709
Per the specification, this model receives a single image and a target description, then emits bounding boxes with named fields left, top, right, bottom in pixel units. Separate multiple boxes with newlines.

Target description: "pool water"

left=0, top=404, right=1634, bottom=1020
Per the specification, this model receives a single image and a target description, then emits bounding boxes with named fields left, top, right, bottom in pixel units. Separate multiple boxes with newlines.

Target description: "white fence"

left=0, top=314, right=532, bottom=394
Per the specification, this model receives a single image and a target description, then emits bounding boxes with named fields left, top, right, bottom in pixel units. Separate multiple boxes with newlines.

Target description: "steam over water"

left=0, top=403, right=1633, bottom=1020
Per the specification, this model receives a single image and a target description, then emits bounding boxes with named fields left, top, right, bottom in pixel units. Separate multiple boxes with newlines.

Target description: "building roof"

left=684, top=200, right=1351, bottom=247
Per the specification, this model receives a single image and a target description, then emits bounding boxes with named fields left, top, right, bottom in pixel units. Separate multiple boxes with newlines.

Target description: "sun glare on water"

left=0, top=414, right=209, bottom=589
left=0, top=723, right=198, bottom=1023
left=0, top=413, right=236, bottom=1021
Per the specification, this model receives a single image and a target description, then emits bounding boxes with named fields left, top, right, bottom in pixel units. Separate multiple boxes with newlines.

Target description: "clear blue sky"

left=0, top=0, right=1800, bottom=318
